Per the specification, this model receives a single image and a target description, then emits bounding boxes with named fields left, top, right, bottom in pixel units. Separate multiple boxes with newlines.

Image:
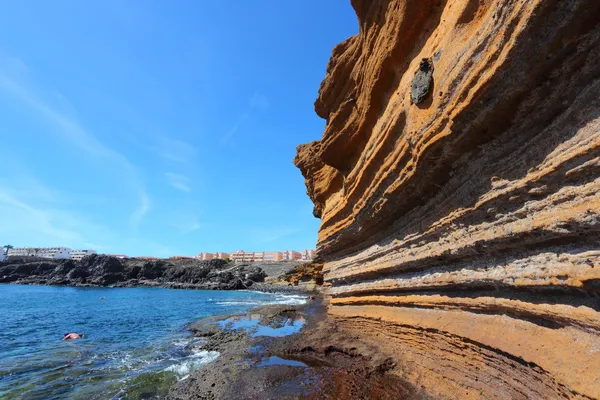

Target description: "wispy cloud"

left=182, top=220, right=202, bottom=233
left=164, top=172, right=191, bottom=192
left=0, top=179, right=116, bottom=250
left=0, top=56, right=150, bottom=228
left=220, top=123, right=239, bottom=146
left=84, top=242, right=107, bottom=250
left=170, top=211, right=203, bottom=234
left=221, top=92, right=269, bottom=146
left=0, top=191, right=83, bottom=245
left=130, top=192, right=151, bottom=228
left=151, top=135, right=198, bottom=164
left=250, top=92, right=270, bottom=111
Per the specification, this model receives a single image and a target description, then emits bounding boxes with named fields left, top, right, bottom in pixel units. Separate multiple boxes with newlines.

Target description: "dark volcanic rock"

left=67, top=265, right=90, bottom=280
left=242, top=266, right=267, bottom=282
left=81, top=254, right=124, bottom=275
left=127, top=265, right=141, bottom=279
left=0, top=256, right=267, bottom=290
left=410, top=58, right=434, bottom=104
left=139, top=261, right=167, bottom=279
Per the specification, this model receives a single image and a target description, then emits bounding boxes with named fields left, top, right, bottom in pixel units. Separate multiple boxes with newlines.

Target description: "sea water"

left=0, top=284, right=305, bottom=399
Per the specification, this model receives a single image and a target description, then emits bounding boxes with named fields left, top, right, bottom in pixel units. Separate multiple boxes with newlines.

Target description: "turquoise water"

left=0, top=284, right=305, bottom=399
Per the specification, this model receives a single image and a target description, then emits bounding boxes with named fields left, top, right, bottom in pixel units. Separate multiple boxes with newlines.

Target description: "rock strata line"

left=295, top=0, right=600, bottom=398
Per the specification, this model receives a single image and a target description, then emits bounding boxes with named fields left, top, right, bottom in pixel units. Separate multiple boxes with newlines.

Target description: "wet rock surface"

left=0, top=255, right=268, bottom=290
left=168, top=300, right=425, bottom=400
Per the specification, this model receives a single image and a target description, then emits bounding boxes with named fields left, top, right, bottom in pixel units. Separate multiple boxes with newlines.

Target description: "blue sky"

left=0, top=1, right=357, bottom=257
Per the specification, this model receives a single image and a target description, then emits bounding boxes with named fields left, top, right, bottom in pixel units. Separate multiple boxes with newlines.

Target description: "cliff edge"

left=295, top=0, right=600, bottom=398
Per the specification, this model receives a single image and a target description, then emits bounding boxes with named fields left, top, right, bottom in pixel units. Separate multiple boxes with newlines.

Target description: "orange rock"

left=295, top=0, right=600, bottom=398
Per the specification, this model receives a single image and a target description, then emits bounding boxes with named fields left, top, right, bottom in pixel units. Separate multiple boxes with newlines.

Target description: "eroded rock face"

left=295, top=0, right=600, bottom=398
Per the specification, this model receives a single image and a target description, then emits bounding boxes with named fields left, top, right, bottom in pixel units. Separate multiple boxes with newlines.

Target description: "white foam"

left=218, top=293, right=307, bottom=306
left=163, top=350, right=219, bottom=378
left=171, top=337, right=206, bottom=348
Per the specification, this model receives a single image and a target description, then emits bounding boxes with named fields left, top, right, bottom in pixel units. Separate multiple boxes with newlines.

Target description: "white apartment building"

left=8, top=247, right=72, bottom=259
left=282, top=250, right=301, bottom=261
left=71, top=249, right=97, bottom=261
left=301, top=249, right=317, bottom=261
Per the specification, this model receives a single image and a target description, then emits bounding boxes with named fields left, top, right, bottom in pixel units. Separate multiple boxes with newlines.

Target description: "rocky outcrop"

left=295, top=0, right=600, bottom=398
left=0, top=255, right=266, bottom=290
left=283, top=262, right=324, bottom=286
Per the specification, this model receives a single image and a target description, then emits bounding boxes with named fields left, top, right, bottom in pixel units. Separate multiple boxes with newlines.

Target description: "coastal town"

left=0, top=245, right=316, bottom=263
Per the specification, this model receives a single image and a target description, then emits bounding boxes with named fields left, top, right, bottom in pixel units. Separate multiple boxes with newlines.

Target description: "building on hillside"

left=214, top=252, right=230, bottom=260
left=7, top=247, right=72, bottom=259
left=105, top=254, right=129, bottom=259
left=230, top=250, right=254, bottom=263
left=230, top=250, right=282, bottom=263
left=71, top=249, right=97, bottom=261
left=264, top=251, right=283, bottom=262
left=198, top=252, right=214, bottom=261
left=136, top=256, right=159, bottom=260
left=198, top=252, right=230, bottom=261
left=169, top=256, right=196, bottom=260
left=300, top=249, right=317, bottom=261
left=282, top=250, right=301, bottom=261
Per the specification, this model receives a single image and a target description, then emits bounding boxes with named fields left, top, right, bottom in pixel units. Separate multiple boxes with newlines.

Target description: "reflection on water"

left=218, top=314, right=305, bottom=337
left=257, top=356, right=308, bottom=368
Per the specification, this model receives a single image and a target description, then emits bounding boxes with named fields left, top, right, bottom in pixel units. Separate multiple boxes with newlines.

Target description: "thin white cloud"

left=0, top=182, right=117, bottom=251
left=0, top=170, right=183, bottom=256
left=0, top=191, right=82, bottom=244
left=151, top=135, right=198, bottom=164
left=220, top=123, right=239, bottom=146
left=164, top=172, right=191, bottom=192
left=182, top=220, right=202, bottom=233
left=220, top=92, right=269, bottom=146
left=250, top=92, right=270, bottom=111
left=130, top=192, right=151, bottom=228
left=0, top=57, right=150, bottom=228
left=168, top=219, right=201, bottom=235
left=83, top=242, right=107, bottom=250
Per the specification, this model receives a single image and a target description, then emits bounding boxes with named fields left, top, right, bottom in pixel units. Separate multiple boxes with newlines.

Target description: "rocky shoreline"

left=0, top=255, right=278, bottom=291
left=167, top=297, right=428, bottom=400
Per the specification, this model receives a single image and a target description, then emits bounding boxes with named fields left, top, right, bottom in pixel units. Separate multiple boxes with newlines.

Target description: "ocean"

left=0, top=284, right=305, bottom=399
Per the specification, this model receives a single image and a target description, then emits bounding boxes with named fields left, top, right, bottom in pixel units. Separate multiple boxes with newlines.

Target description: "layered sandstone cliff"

left=295, top=0, right=600, bottom=398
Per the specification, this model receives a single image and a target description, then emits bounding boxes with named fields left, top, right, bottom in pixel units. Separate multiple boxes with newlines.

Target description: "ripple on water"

left=0, top=285, right=300, bottom=399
